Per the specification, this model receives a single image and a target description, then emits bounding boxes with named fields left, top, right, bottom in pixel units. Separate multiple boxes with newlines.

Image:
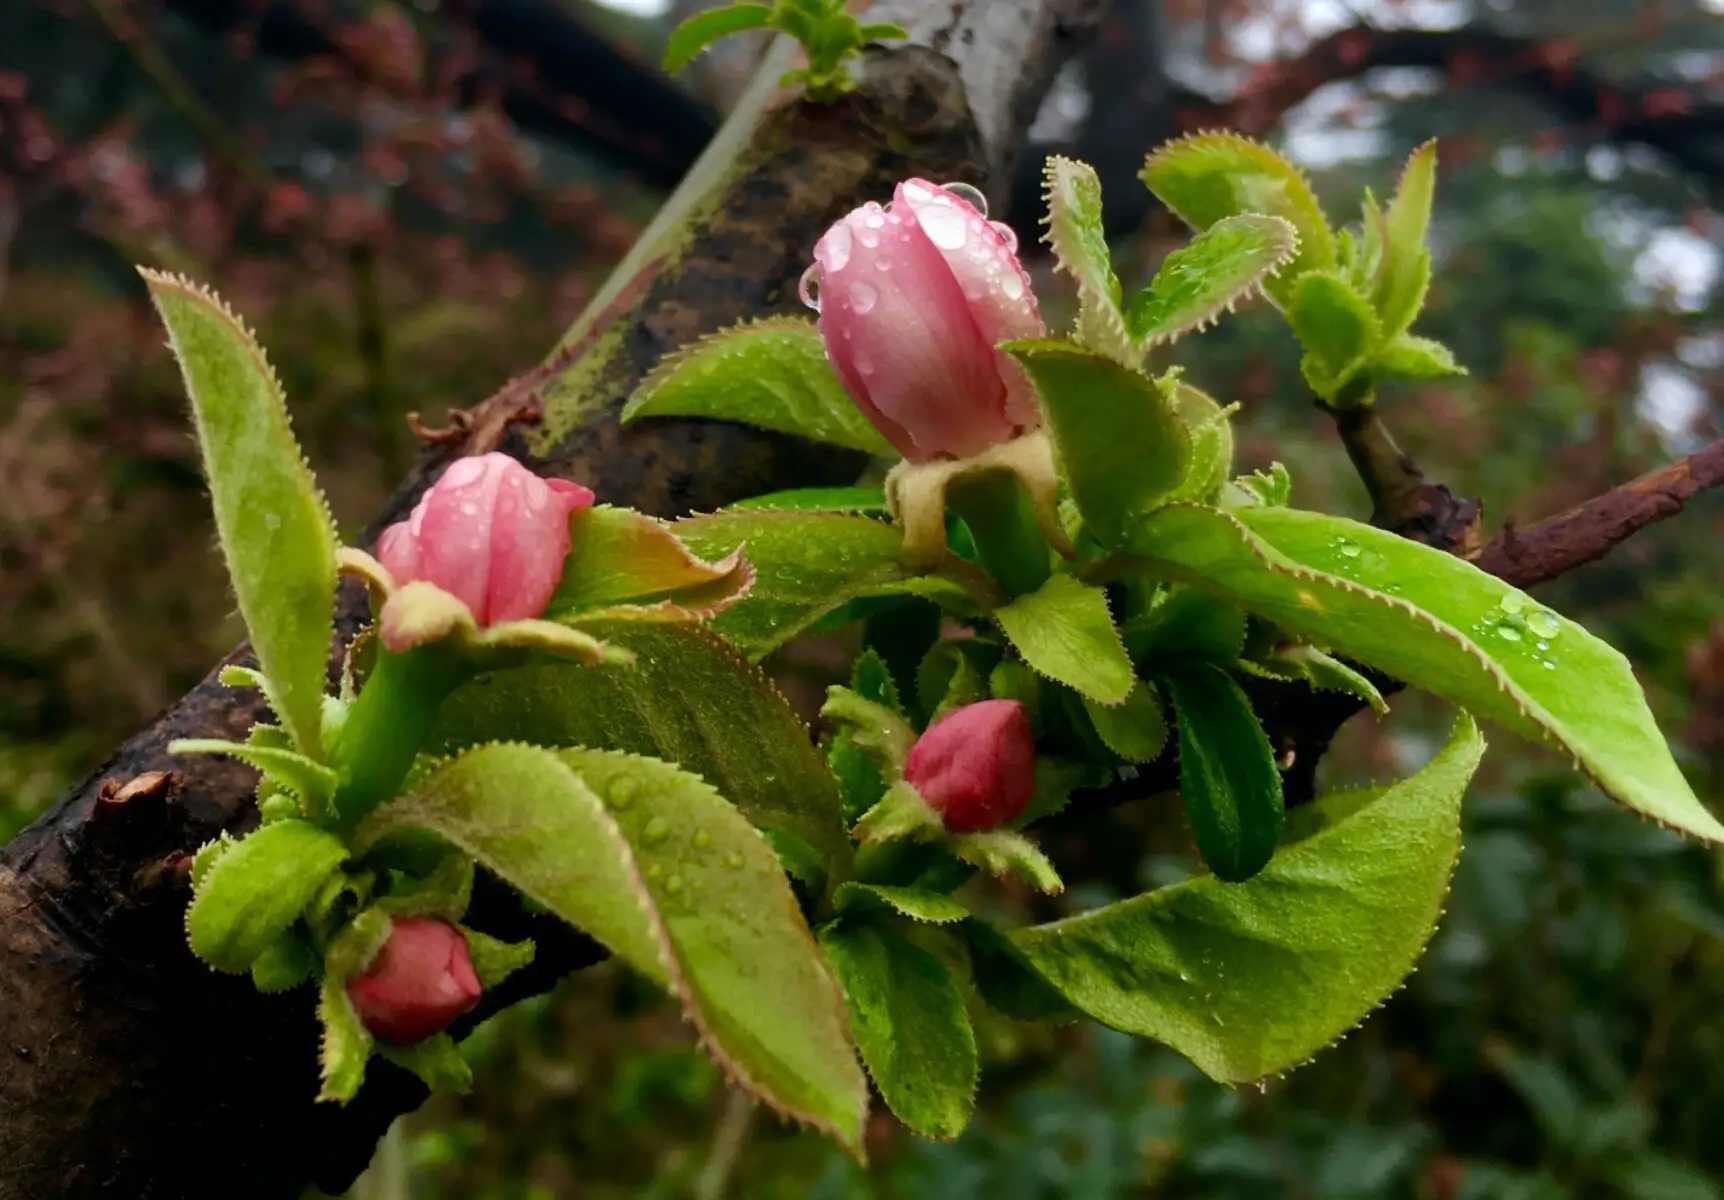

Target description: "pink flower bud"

left=904, top=699, right=1036, bottom=833
left=809, top=180, right=1046, bottom=463
left=346, top=916, right=483, bottom=1046
left=377, top=453, right=594, bottom=628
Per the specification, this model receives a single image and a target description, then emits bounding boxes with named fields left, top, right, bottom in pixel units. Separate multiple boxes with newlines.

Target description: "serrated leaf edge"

left=1134, top=214, right=1301, bottom=349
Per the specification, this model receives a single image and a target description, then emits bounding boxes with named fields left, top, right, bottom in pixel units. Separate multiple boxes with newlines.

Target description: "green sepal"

left=950, top=831, right=1063, bottom=894
left=186, top=819, right=350, bottom=974
left=379, top=1033, right=474, bottom=1094
left=993, top=573, right=1135, bottom=706
left=545, top=506, right=753, bottom=625
left=142, top=272, right=337, bottom=761
left=1002, top=341, right=1189, bottom=548
left=622, top=316, right=893, bottom=455
left=1161, top=664, right=1284, bottom=882
left=316, top=976, right=374, bottom=1104
left=324, top=907, right=393, bottom=981
left=835, top=882, right=971, bottom=925
left=819, top=920, right=979, bottom=1140
left=853, top=781, right=942, bottom=845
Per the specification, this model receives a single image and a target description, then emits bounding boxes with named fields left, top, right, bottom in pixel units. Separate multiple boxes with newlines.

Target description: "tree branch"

left=0, top=8, right=1107, bottom=1198
left=1472, top=436, right=1724, bottom=588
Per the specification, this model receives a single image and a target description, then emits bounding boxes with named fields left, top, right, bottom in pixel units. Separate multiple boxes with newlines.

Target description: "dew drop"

left=664, top=874, right=685, bottom=896
left=1542, top=659, right=1557, bottom=670
left=917, top=203, right=969, bottom=251
left=692, top=830, right=711, bottom=849
left=1336, top=537, right=1361, bottom=559
left=1001, top=273, right=1025, bottom=300
left=1536, top=641, right=1549, bottom=651
left=644, top=864, right=663, bottom=880
left=642, top=816, right=669, bottom=843
left=1498, top=593, right=1527, bottom=616
left=849, top=281, right=878, bottom=314
left=264, top=513, right=281, bottom=531
left=863, top=210, right=886, bottom=229
left=724, top=852, right=745, bottom=870
left=797, top=264, right=821, bottom=311
left=1525, top=610, right=1561, bottom=639
left=608, top=778, right=638, bottom=809
left=874, top=257, right=891, bottom=272
left=989, top=220, right=1019, bottom=253
left=1495, top=621, right=1523, bottom=642
left=854, top=352, right=875, bottom=377
left=856, top=223, right=880, bottom=249
left=942, top=181, right=989, bottom=216
left=460, top=501, right=479, bottom=517
left=823, top=223, right=853, bottom=271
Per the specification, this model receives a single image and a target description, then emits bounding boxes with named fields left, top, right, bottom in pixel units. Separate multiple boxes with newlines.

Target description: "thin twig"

left=695, top=1088, right=756, bottom=1200
left=1471, top=437, right=1724, bottom=588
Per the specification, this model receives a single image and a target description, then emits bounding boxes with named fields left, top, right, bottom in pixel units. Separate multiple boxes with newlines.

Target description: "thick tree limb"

left=0, top=7, right=1106, bottom=1197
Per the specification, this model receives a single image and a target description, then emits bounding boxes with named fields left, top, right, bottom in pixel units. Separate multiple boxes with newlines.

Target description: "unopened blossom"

left=346, top=916, right=483, bottom=1046
left=377, top=452, right=594, bottom=628
left=808, top=179, right=1046, bottom=463
left=904, top=699, right=1037, bottom=833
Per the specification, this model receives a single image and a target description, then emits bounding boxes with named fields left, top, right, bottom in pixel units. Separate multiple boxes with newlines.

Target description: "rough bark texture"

left=0, top=5, right=1106, bottom=1196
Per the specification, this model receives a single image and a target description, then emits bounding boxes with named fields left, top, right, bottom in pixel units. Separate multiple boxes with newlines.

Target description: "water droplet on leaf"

left=1498, top=593, right=1527, bottom=616
left=1526, top=610, right=1561, bottom=639
left=724, top=852, right=745, bottom=870
left=692, top=831, right=711, bottom=849
left=1336, top=538, right=1361, bottom=559
left=664, top=874, right=685, bottom=896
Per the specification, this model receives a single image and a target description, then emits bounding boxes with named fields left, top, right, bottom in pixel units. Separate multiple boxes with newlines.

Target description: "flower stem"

left=948, top=469, right=1052, bottom=598
left=329, top=646, right=466, bottom=828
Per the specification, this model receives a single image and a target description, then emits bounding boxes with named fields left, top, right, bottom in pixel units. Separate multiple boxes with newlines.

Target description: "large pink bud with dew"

left=346, top=916, right=483, bottom=1045
left=807, top=180, right=1046, bottom=463
left=905, top=699, right=1037, bottom=833
left=378, top=452, right=594, bottom=627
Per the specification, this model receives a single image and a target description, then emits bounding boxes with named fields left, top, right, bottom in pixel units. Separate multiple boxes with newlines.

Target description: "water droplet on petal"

left=874, top=257, right=891, bottom=272
left=797, top=264, right=821, bottom=311
left=1002, top=273, right=1025, bottom=300
left=942, top=181, right=989, bottom=216
left=989, top=220, right=1019, bottom=252
left=1526, top=610, right=1561, bottom=639
left=849, top=281, right=878, bottom=313
left=823, top=223, right=853, bottom=271
left=917, top=203, right=969, bottom=251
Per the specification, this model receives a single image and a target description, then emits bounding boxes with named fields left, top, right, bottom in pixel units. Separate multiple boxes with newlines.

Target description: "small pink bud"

left=904, top=699, right=1036, bottom=833
left=810, top=180, right=1045, bottom=463
left=346, top=916, right=482, bottom=1045
left=377, top=453, right=594, bottom=629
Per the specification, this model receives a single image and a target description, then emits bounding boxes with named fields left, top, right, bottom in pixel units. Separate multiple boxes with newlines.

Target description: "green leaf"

left=1003, top=341, right=1189, bottom=547
left=545, top=506, right=751, bottom=622
left=729, top=487, right=888, bottom=514
left=379, top=1034, right=473, bottom=1094
left=1240, top=644, right=1389, bottom=715
left=1014, top=715, right=1484, bottom=1082
left=1140, top=132, right=1334, bottom=309
left=1160, top=664, right=1284, bottom=882
left=142, top=271, right=336, bottom=760
left=1374, top=140, right=1437, bottom=340
left=835, top=882, right=971, bottom=924
left=250, top=931, right=318, bottom=992
left=962, top=919, right=1078, bottom=1023
left=820, top=921, right=977, bottom=1140
left=622, top=317, right=893, bottom=455
left=168, top=738, right=339, bottom=815
left=1127, top=214, right=1299, bottom=346
left=1168, top=382, right=1236, bottom=504
left=186, top=819, right=350, bottom=974
left=856, top=21, right=909, bottom=41
left=357, top=744, right=867, bottom=1149
left=852, top=647, right=904, bottom=714
left=663, top=2, right=774, bottom=73
left=317, top=976, right=373, bottom=1103
left=460, top=927, right=536, bottom=990
left=994, top=574, right=1134, bottom=706
left=916, top=639, right=999, bottom=723
left=674, top=510, right=977, bottom=659
left=1121, top=587, right=1247, bottom=666
left=431, top=620, right=850, bottom=869
left=1376, top=334, right=1465, bottom=382
left=950, top=830, right=1063, bottom=894
left=1041, top=157, right=1132, bottom=362
left=1083, top=684, right=1168, bottom=763
left=1128, top=504, right=1724, bottom=844
left=1287, top=270, right=1381, bottom=400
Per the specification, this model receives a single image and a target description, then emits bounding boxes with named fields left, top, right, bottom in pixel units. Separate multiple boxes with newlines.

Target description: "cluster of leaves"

left=618, top=133, right=1721, bottom=1143
left=663, top=0, right=907, bottom=100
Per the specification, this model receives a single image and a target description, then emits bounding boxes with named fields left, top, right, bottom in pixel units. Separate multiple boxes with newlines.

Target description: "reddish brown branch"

left=1471, top=437, right=1724, bottom=589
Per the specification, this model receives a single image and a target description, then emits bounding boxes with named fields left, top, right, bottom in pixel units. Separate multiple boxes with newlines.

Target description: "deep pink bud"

left=346, top=916, right=483, bottom=1045
left=377, top=452, right=594, bottom=627
left=810, top=180, right=1046, bottom=463
left=904, top=699, right=1036, bottom=833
